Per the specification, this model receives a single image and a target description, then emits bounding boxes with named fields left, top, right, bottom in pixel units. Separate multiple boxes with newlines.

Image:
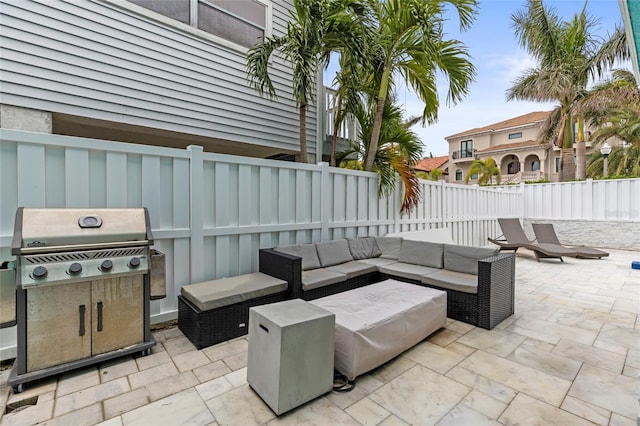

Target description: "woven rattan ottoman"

left=178, top=272, right=288, bottom=349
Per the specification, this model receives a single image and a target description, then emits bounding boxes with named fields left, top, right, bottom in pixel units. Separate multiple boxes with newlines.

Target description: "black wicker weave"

left=382, top=253, right=515, bottom=329
left=178, top=290, right=288, bottom=349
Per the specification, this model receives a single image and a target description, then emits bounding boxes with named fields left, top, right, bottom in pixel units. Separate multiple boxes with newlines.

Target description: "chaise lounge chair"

left=489, top=218, right=578, bottom=262
left=532, top=223, right=609, bottom=259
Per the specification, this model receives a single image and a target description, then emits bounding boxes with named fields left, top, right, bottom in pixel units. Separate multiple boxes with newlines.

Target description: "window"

left=508, top=132, right=522, bottom=139
left=555, top=158, right=561, bottom=172
left=470, top=173, right=478, bottom=180
left=507, top=161, right=520, bottom=174
left=460, top=140, right=473, bottom=158
left=531, top=160, right=540, bottom=171
left=455, top=169, right=463, bottom=181
left=128, top=0, right=269, bottom=48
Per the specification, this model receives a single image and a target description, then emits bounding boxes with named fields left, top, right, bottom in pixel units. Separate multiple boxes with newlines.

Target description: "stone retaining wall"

left=522, top=219, right=639, bottom=251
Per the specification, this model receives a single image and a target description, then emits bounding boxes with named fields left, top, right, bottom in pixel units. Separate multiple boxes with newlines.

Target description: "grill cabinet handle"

left=79, top=305, right=86, bottom=336
left=97, top=302, right=103, bottom=332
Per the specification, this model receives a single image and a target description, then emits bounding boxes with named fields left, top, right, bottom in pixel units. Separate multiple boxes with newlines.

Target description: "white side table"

left=247, top=299, right=335, bottom=415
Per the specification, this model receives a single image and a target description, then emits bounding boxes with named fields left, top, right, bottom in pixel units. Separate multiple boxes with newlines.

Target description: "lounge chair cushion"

left=379, top=262, right=441, bottom=282
left=421, top=269, right=478, bottom=294
left=375, top=237, right=403, bottom=259
left=181, top=272, right=288, bottom=311
left=399, top=240, right=444, bottom=268
left=444, top=244, right=498, bottom=275
left=316, top=239, right=354, bottom=267
left=347, top=237, right=382, bottom=260
left=325, top=261, right=378, bottom=279
left=274, top=243, right=321, bottom=271
left=301, top=269, right=347, bottom=291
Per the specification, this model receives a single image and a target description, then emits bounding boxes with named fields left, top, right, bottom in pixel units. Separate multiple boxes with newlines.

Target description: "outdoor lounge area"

left=1, top=248, right=637, bottom=425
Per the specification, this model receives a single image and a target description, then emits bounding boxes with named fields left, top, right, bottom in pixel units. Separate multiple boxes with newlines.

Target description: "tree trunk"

left=330, top=126, right=338, bottom=166
left=364, top=67, right=391, bottom=172
left=575, top=116, right=586, bottom=179
left=559, top=110, right=575, bottom=181
left=560, top=148, right=576, bottom=181
left=364, top=95, right=386, bottom=171
left=298, top=103, right=308, bottom=163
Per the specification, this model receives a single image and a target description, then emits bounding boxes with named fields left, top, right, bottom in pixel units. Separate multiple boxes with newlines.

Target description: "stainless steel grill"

left=7, top=207, right=158, bottom=393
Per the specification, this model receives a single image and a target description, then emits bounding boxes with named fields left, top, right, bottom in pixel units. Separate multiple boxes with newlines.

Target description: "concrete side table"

left=247, top=299, right=335, bottom=415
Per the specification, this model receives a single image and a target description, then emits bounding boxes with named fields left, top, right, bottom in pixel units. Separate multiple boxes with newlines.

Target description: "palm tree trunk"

left=299, top=103, right=308, bottom=163
left=364, top=67, right=391, bottom=172
left=560, top=110, right=575, bottom=181
left=330, top=123, right=338, bottom=166
left=575, top=116, right=586, bottom=179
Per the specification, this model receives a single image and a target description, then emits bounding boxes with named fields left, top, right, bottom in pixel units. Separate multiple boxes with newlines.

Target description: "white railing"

left=324, top=87, right=360, bottom=142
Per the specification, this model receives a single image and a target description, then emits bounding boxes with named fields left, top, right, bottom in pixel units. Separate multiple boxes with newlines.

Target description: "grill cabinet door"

left=26, top=283, right=91, bottom=371
left=91, top=276, right=144, bottom=355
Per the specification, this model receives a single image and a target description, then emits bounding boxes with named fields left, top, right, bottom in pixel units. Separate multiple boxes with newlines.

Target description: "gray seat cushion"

left=398, top=240, right=444, bottom=268
left=443, top=244, right=498, bottom=275
left=375, top=237, right=403, bottom=259
left=325, top=261, right=378, bottom=279
left=357, top=257, right=399, bottom=267
left=379, top=262, right=441, bottom=282
left=274, top=243, right=321, bottom=271
left=181, top=272, right=288, bottom=311
left=301, top=269, right=347, bottom=291
left=347, top=237, right=382, bottom=260
left=316, top=239, right=354, bottom=267
left=421, top=269, right=478, bottom=294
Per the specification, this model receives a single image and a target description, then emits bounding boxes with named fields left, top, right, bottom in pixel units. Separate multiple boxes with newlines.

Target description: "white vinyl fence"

left=0, top=129, right=521, bottom=359
left=499, top=180, right=640, bottom=250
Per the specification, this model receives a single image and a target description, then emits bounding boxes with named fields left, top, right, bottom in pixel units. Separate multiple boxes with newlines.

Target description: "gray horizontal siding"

left=0, top=0, right=317, bottom=154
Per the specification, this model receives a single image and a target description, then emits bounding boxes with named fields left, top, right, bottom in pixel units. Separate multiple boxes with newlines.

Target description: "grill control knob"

left=128, top=257, right=141, bottom=268
left=68, top=262, right=83, bottom=275
left=100, top=260, right=113, bottom=272
left=32, top=266, right=48, bottom=279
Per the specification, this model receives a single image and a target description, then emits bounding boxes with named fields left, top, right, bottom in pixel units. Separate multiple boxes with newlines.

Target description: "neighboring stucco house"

left=445, top=111, right=607, bottom=184
left=0, top=0, right=324, bottom=162
left=414, top=155, right=449, bottom=179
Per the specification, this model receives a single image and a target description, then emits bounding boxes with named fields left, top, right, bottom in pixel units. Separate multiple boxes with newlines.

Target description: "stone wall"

left=522, top=219, right=639, bottom=251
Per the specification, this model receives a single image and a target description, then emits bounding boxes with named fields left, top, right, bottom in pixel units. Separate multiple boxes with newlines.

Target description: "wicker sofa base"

left=178, top=291, right=288, bottom=349
left=301, top=271, right=381, bottom=301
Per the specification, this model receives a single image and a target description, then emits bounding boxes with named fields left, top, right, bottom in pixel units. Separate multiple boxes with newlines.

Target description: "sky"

left=323, top=0, right=628, bottom=157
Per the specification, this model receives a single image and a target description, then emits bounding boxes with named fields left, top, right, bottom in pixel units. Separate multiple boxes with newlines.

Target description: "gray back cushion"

left=375, top=237, right=403, bottom=259
left=274, top=243, right=321, bottom=271
left=444, top=244, right=498, bottom=275
left=315, top=239, right=354, bottom=267
left=398, top=240, right=444, bottom=268
left=347, top=237, right=382, bottom=260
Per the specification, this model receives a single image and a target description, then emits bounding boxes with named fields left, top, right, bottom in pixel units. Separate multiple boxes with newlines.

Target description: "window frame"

left=460, top=140, right=473, bottom=158
left=455, top=169, right=463, bottom=181
left=111, top=0, right=273, bottom=52
left=508, top=132, right=522, bottom=139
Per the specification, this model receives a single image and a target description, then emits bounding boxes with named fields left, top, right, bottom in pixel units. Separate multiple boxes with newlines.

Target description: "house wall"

left=0, top=0, right=315, bottom=157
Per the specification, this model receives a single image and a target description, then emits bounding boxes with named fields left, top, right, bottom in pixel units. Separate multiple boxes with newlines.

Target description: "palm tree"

left=360, top=0, right=477, bottom=172
left=586, top=106, right=640, bottom=177
left=337, top=100, right=423, bottom=213
left=465, top=158, right=501, bottom=185
left=246, top=0, right=368, bottom=163
left=573, top=69, right=640, bottom=128
left=507, top=0, right=628, bottom=181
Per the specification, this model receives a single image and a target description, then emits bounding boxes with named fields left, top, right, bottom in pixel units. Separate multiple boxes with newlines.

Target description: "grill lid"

left=12, top=208, right=153, bottom=255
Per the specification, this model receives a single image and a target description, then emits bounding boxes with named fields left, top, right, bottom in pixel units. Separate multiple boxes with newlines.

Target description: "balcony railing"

left=324, top=87, right=359, bottom=142
left=451, top=149, right=475, bottom=160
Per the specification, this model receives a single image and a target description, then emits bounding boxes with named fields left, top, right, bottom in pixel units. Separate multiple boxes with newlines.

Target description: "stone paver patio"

left=1, top=249, right=638, bottom=425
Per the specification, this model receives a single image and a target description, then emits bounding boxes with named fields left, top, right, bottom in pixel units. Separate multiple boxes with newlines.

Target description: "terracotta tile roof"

left=414, top=155, right=449, bottom=171
left=477, top=140, right=547, bottom=153
left=446, top=111, right=551, bottom=139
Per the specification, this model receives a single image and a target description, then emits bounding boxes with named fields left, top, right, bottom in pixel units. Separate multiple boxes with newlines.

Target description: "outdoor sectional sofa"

left=259, top=237, right=516, bottom=330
